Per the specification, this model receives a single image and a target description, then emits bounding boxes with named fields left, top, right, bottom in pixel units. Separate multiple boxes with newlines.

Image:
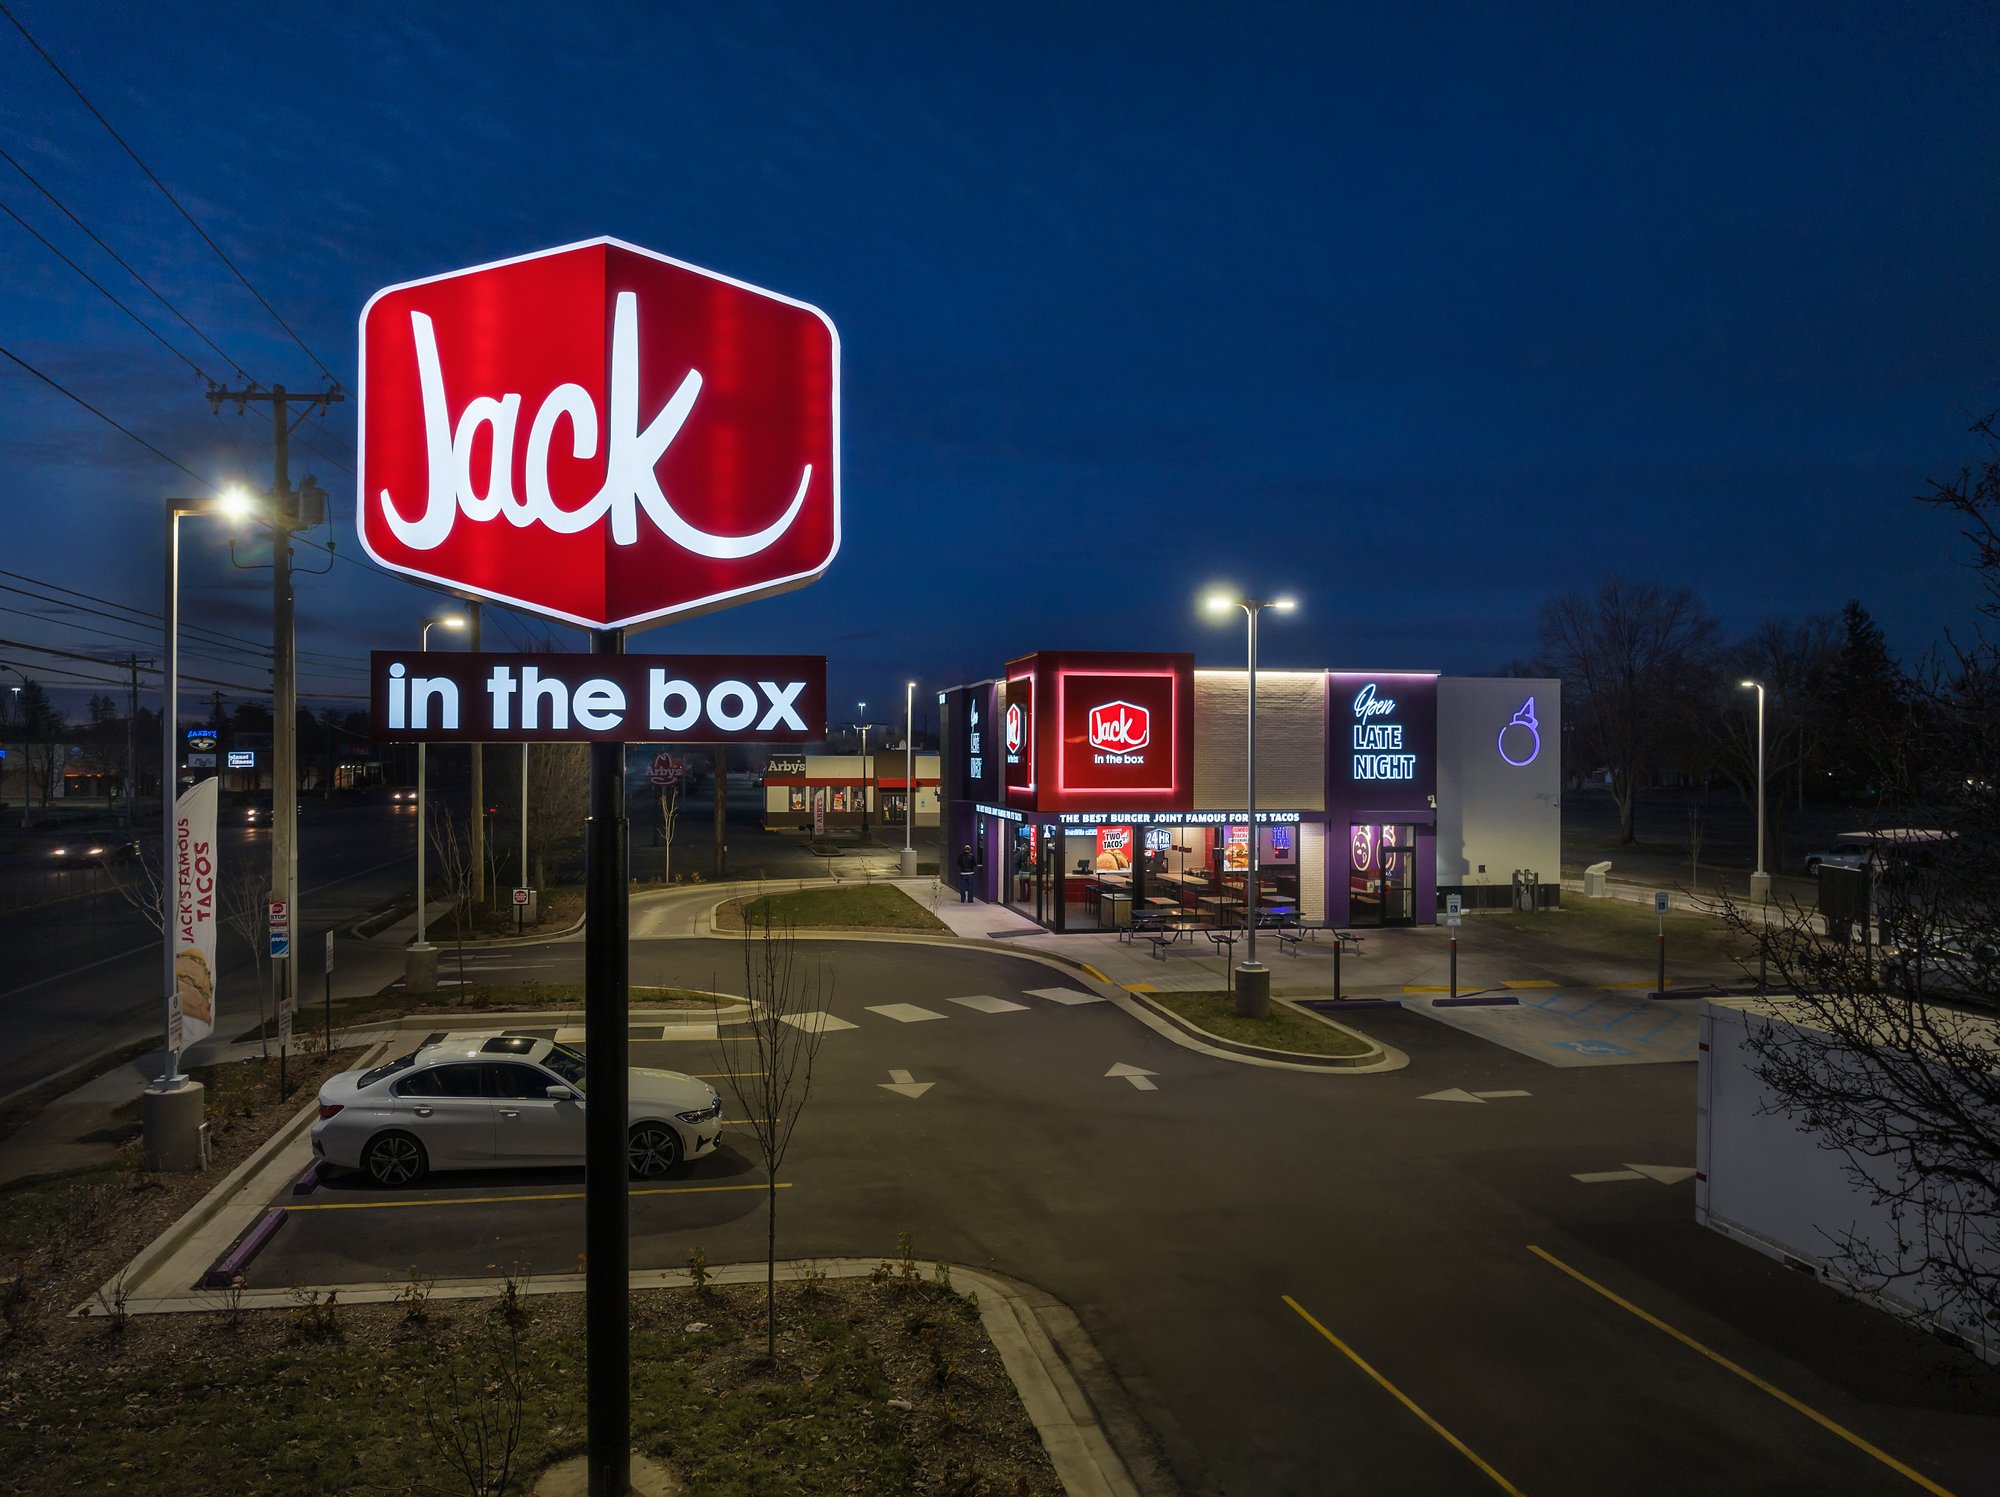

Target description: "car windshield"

left=542, top=1043, right=587, bottom=1089
left=356, top=1051, right=419, bottom=1088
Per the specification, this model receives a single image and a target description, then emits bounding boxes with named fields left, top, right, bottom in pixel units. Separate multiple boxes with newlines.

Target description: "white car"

left=311, top=1035, right=723, bottom=1187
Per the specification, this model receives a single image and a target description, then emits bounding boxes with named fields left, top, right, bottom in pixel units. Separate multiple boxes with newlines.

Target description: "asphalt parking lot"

left=250, top=938, right=1997, bottom=1497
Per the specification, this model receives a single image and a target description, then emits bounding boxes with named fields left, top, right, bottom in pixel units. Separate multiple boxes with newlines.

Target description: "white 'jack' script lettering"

left=379, top=291, right=811, bottom=556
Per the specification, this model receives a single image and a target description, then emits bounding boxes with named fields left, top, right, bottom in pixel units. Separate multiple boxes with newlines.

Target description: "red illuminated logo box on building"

left=1002, top=652, right=1193, bottom=813
left=358, top=237, right=840, bottom=632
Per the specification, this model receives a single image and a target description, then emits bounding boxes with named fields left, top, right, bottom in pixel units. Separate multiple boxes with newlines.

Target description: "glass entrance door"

left=1349, top=823, right=1417, bottom=927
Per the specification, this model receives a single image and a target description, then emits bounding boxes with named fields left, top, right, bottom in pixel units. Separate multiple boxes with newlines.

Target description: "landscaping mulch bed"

left=1144, top=989, right=1376, bottom=1058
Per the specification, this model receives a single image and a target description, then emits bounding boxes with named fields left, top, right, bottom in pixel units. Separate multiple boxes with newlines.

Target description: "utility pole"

left=123, top=654, right=151, bottom=828
left=208, top=382, right=342, bottom=1052
left=468, top=601, right=484, bottom=908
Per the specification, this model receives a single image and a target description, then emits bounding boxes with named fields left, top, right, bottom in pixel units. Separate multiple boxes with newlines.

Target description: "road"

left=251, top=937, right=1998, bottom=1497
left=0, top=797, right=417, bottom=1097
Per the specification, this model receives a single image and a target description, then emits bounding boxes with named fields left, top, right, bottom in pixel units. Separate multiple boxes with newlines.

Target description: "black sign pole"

left=585, top=627, right=630, bottom=1496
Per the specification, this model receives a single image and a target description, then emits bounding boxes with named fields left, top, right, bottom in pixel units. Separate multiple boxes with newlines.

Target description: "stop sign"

left=357, top=237, right=840, bottom=631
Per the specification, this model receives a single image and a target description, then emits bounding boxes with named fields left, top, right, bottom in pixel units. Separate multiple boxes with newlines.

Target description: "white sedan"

left=311, top=1035, right=723, bottom=1187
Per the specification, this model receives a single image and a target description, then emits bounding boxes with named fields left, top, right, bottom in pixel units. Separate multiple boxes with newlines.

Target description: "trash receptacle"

left=1583, top=860, right=1611, bottom=898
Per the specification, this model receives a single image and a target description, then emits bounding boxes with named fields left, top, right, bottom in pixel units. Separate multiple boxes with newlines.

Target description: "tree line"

left=1536, top=584, right=1911, bottom=862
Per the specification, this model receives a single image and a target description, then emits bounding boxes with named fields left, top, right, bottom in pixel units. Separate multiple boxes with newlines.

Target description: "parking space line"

left=278, top=1182, right=790, bottom=1213
left=1526, top=1245, right=1957, bottom=1496
left=1282, top=1294, right=1526, bottom=1496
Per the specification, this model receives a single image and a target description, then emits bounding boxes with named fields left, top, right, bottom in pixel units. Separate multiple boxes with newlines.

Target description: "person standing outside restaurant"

left=956, top=843, right=978, bottom=903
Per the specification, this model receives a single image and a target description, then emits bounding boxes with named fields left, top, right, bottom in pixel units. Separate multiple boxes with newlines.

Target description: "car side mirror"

left=545, top=1085, right=575, bottom=1101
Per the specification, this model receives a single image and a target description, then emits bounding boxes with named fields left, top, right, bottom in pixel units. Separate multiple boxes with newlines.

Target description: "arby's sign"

left=358, top=237, right=840, bottom=631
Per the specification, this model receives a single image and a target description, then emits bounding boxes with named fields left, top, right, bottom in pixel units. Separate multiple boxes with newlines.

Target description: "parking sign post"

left=1655, top=890, right=1670, bottom=994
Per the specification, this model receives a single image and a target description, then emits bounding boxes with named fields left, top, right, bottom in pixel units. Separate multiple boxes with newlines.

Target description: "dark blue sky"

left=2, top=2, right=1996, bottom=726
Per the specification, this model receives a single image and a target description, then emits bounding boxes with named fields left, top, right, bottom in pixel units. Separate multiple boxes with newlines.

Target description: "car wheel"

left=1804, top=859, right=1821, bottom=874
left=628, top=1122, right=682, bottom=1180
left=363, top=1131, right=428, bottom=1187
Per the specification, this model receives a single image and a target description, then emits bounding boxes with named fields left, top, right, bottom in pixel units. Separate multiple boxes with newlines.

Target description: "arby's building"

left=939, top=651, right=1560, bottom=933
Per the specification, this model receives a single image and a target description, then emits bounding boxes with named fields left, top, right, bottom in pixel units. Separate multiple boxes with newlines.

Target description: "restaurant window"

left=787, top=787, right=806, bottom=812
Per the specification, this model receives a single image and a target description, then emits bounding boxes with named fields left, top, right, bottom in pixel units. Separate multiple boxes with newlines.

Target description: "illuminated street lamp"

left=416, top=614, right=467, bottom=949
left=143, top=487, right=256, bottom=1172
left=1204, top=589, right=1297, bottom=1017
left=1739, top=679, right=1769, bottom=904
left=857, top=702, right=869, bottom=841
left=0, top=661, right=26, bottom=827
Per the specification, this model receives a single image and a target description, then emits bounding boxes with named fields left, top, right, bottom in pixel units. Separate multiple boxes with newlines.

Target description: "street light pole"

left=145, top=490, right=252, bottom=1170
left=0, top=664, right=25, bottom=828
left=1206, top=590, right=1297, bottom=1017
left=902, top=681, right=917, bottom=876
left=858, top=703, right=870, bottom=842
left=414, top=616, right=466, bottom=981
left=1739, top=680, right=1769, bottom=904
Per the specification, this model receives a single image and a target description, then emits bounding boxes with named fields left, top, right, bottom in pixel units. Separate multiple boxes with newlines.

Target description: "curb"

left=1123, top=990, right=1389, bottom=1070
left=99, top=1254, right=1157, bottom=1497
left=87, top=1032, right=396, bottom=1309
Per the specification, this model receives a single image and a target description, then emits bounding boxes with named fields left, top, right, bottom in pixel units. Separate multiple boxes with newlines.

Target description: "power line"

left=0, top=570, right=365, bottom=676
left=0, top=193, right=216, bottom=383
left=0, top=341, right=216, bottom=490
left=0, top=0, right=343, bottom=388
left=0, top=142, right=258, bottom=386
left=0, top=635, right=269, bottom=696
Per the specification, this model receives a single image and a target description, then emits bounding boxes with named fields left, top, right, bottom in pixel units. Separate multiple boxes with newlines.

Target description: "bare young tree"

left=218, top=864, right=273, bottom=1057
left=1687, top=798, right=1704, bottom=897
left=522, top=743, right=588, bottom=891
left=1716, top=410, right=2000, bottom=1346
left=429, top=804, right=475, bottom=990
left=709, top=905, right=831, bottom=1364
left=424, top=1316, right=526, bottom=1497
left=1538, top=580, right=1720, bottom=843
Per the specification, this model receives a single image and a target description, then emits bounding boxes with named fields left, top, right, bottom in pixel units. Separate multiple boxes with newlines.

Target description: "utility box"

left=1583, top=860, right=1611, bottom=898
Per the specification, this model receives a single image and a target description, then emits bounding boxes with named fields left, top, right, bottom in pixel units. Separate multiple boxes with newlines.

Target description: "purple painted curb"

left=199, top=1207, right=286, bottom=1289
left=1300, top=998, right=1403, bottom=1012
left=291, top=1163, right=321, bottom=1196
left=1432, top=994, right=1519, bottom=1008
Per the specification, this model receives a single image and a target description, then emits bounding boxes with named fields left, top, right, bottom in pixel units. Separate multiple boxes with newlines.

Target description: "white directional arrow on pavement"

left=1572, top=1164, right=1699, bottom=1185
left=1106, top=1063, right=1159, bottom=1092
left=877, top=1068, right=934, bottom=1099
left=1421, top=1088, right=1533, bottom=1103
left=1626, top=1164, right=1697, bottom=1185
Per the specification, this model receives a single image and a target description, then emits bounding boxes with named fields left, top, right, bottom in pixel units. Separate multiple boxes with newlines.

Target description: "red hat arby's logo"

left=358, top=237, right=839, bottom=631
left=1088, top=700, right=1150, bottom=755
left=1004, top=703, right=1025, bottom=754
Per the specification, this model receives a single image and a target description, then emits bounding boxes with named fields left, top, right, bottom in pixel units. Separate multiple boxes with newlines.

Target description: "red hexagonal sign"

left=358, top=237, right=839, bottom=631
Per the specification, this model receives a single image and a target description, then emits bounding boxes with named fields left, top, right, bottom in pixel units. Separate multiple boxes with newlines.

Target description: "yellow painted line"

left=1501, top=979, right=1558, bottom=990
left=1123, top=982, right=1157, bottom=994
left=1079, top=963, right=1110, bottom=983
left=1402, top=984, right=1450, bottom=994
left=1601, top=980, right=1654, bottom=989
left=1282, top=1295, right=1525, bottom=1496
left=1527, top=1245, right=1956, bottom=1496
left=720, top=1119, right=772, bottom=1127
left=687, top=1071, right=763, bottom=1079
left=280, top=1182, right=789, bottom=1213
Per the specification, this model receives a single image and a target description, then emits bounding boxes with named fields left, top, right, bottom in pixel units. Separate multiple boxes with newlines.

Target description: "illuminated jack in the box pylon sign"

left=358, top=237, right=840, bottom=632
left=1005, top=703, right=1024, bottom=755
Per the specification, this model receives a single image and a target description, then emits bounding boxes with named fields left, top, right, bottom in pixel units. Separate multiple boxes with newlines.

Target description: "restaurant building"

left=939, top=651, right=1559, bottom=932
left=761, top=752, right=941, bottom=832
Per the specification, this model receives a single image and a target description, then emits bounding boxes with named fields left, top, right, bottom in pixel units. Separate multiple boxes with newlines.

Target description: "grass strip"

left=1146, top=990, right=1375, bottom=1058
left=717, top=884, right=948, bottom=933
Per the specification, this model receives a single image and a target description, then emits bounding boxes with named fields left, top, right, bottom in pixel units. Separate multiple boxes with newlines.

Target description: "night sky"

left=2, top=2, right=1996, bottom=729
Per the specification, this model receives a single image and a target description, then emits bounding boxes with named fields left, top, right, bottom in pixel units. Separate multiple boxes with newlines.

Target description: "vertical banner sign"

left=813, top=787, right=826, bottom=837
left=172, top=778, right=220, bottom=1049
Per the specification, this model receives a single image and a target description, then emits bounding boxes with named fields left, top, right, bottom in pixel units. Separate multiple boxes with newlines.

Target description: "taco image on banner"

left=174, top=947, right=215, bottom=1026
